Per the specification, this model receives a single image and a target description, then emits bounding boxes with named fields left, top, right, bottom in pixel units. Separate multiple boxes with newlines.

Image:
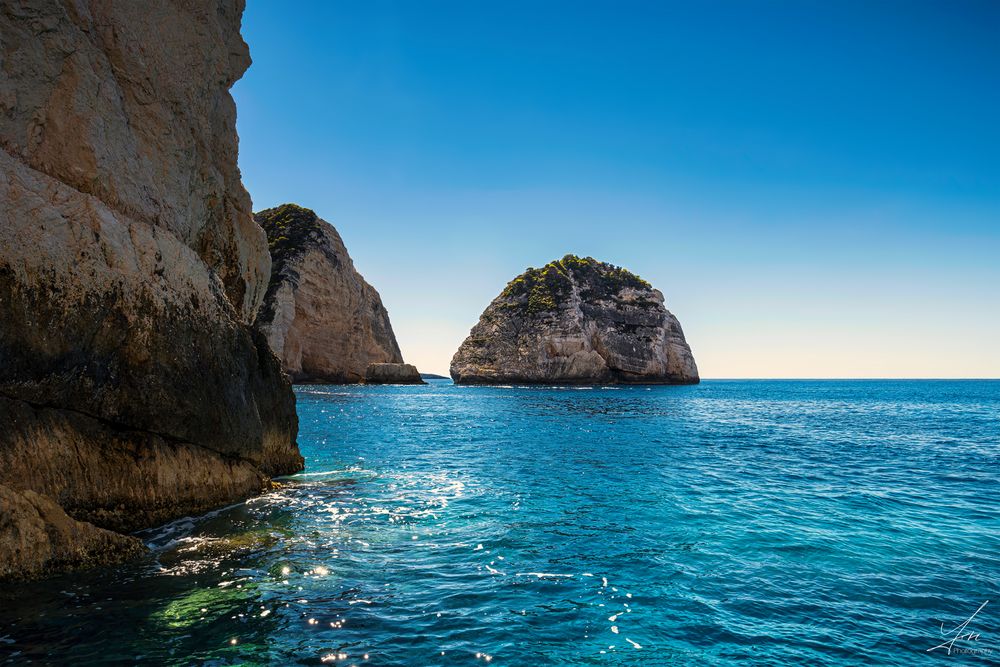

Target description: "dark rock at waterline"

left=0, top=484, right=146, bottom=581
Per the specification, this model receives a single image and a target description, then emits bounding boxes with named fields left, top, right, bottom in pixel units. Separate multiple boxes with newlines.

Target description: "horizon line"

left=416, top=376, right=1000, bottom=381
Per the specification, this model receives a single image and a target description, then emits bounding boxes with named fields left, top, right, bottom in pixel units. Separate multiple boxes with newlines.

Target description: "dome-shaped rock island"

left=450, top=255, right=699, bottom=385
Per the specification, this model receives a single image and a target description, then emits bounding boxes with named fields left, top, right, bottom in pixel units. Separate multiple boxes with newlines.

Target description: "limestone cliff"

left=451, top=255, right=699, bottom=385
left=0, top=0, right=302, bottom=578
left=255, top=204, right=405, bottom=383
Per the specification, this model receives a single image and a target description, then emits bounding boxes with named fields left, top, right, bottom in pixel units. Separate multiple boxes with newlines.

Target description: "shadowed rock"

left=0, top=484, right=145, bottom=581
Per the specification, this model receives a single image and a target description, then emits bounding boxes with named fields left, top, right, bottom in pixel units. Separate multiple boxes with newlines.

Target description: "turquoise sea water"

left=1, top=380, right=998, bottom=665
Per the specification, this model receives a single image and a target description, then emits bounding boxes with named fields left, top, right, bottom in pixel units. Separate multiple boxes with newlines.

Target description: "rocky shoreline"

left=0, top=0, right=302, bottom=579
left=0, top=5, right=699, bottom=582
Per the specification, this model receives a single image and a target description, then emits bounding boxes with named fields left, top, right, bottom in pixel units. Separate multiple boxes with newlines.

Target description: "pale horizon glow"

left=234, top=2, right=1000, bottom=378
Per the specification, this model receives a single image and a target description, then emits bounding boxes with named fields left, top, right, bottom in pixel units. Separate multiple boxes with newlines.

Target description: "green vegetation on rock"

left=500, top=255, right=651, bottom=313
left=255, top=203, right=325, bottom=277
left=502, top=261, right=572, bottom=313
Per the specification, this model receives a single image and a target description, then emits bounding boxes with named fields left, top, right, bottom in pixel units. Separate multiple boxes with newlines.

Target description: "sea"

left=1, top=380, right=997, bottom=665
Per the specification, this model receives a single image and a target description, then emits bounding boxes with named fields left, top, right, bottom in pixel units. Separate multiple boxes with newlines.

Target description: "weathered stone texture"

left=364, top=363, right=425, bottom=385
left=255, top=204, right=404, bottom=383
left=0, top=0, right=302, bottom=577
left=0, top=484, right=145, bottom=581
left=451, top=255, right=699, bottom=385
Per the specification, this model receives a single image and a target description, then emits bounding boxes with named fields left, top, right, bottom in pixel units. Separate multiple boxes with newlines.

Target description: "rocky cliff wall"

left=255, top=204, right=404, bottom=383
left=0, top=0, right=302, bottom=578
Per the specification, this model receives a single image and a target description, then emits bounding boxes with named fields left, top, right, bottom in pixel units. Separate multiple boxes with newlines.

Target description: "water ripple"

left=1, top=380, right=998, bottom=665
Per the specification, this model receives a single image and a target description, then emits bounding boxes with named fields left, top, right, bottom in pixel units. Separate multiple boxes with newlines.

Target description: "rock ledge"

left=365, top=363, right=426, bottom=385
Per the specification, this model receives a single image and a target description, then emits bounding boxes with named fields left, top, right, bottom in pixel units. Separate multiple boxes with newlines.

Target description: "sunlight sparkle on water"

left=4, top=382, right=996, bottom=666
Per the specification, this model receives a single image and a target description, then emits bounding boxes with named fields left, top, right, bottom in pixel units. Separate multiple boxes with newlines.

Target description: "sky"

left=233, top=1, right=1000, bottom=378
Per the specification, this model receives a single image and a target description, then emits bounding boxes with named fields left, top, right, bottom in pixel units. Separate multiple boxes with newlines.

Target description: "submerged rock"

left=364, top=363, right=426, bottom=385
left=0, top=0, right=302, bottom=577
left=255, top=204, right=406, bottom=383
left=451, top=255, right=699, bottom=385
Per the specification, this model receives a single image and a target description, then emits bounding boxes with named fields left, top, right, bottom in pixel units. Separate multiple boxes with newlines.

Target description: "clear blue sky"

left=234, top=1, right=1000, bottom=377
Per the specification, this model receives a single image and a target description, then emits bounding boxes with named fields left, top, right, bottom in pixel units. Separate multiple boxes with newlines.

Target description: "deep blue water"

left=1, top=380, right=998, bottom=665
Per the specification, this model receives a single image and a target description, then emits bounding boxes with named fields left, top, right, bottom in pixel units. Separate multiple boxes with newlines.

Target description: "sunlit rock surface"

left=364, top=363, right=425, bottom=385
left=451, top=255, right=699, bottom=385
left=255, top=204, right=405, bottom=383
left=0, top=0, right=302, bottom=577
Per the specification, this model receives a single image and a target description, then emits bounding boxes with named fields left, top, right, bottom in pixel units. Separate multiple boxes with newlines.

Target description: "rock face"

left=0, top=0, right=302, bottom=577
left=0, top=484, right=145, bottom=581
left=451, top=255, right=699, bottom=385
left=255, top=204, right=405, bottom=383
left=365, top=363, right=425, bottom=385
